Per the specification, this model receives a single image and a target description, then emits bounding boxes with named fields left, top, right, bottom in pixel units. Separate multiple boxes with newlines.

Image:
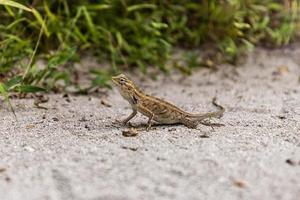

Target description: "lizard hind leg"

left=182, top=118, right=198, bottom=129
left=146, top=113, right=154, bottom=131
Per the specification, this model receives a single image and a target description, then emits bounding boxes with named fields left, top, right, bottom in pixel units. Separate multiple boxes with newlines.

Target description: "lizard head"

left=112, top=74, right=136, bottom=101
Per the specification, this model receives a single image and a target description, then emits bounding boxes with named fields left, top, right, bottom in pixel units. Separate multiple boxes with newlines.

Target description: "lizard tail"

left=189, top=97, right=225, bottom=121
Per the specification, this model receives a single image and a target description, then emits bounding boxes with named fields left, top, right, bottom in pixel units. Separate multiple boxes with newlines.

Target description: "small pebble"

left=24, top=146, right=35, bottom=152
left=122, top=128, right=138, bottom=137
left=53, top=117, right=59, bottom=122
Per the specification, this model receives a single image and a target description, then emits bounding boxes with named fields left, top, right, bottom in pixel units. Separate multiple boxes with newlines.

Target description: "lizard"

left=112, top=74, right=225, bottom=130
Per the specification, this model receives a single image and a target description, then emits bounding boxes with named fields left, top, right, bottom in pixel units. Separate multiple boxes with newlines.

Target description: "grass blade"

left=127, top=4, right=156, bottom=12
left=22, top=20, right=44, bottom=80
left=81, top=6, right=98, bottom=42
left=85, top=4, right=111, bottom=10
left=31, top=8, right=50, bottom=37
left=0, top=0, right=31, bottom=12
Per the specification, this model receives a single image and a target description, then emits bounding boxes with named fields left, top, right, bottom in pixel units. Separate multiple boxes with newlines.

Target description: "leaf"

left=47, top=47, right=77, bottom=68
left=92, top=76, right=111, bottom=89
left=241, top=39, right=254, bottom=51
left=4, top=5, right=15, bottom=16
left=116, top=32, right=123, bottom=47
left=0, top=0, right=31, bottom=12
left=234, top=22, right=251, bottom=29
left=43, top=1, right=57, bottom=21
left=85, top=4, right=111, bottom=10
left=268, top=3, right=282, bottom=11
left=4, top=75, right=22, bottom=90
left=90, top=70, right=111, bottom=89
left=15, top=85, right=46, bottom=93
left=0, top=83, right=8, bottom=98
left=0, top=82, right=17, bottom=119
left=151, top=22, right=168, bottom=29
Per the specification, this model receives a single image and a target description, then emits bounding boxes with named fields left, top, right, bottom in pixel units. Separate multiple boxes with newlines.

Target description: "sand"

left=0, top=47, right=300, bottom=200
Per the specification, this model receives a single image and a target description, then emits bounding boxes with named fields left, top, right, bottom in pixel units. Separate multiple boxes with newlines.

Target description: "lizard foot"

left=182, top=119, right=198, bottom=129
left=115, top=119, right=132, bottom=127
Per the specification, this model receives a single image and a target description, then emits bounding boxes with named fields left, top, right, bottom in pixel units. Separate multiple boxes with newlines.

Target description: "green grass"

left=0, top=0, right=299, bottom=95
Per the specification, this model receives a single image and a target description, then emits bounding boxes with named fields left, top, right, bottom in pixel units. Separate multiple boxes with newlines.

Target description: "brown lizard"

left=112, top=74, right=224, bottom=130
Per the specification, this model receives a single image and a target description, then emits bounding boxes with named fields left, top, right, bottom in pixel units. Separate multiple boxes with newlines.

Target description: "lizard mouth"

left=111, top=76, right=118, bottom=85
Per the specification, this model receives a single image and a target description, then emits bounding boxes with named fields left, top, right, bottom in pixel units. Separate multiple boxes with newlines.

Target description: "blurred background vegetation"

left=0, top=0, right=299, bottom=96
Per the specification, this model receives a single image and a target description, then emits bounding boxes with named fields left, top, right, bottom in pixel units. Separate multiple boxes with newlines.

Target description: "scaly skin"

left=112, top=74, right=224, bottom=130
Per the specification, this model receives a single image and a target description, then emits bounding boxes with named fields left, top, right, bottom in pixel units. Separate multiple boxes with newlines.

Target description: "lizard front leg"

left=137, top=105, right=154, bottom=131
left=122, top=109, right=137, bottom=125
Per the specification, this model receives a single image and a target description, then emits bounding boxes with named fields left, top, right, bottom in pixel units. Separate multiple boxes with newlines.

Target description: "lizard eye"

left=119, top=77, right=126, bottom=85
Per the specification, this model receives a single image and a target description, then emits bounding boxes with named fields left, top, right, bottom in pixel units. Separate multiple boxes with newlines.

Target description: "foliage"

left=0, top=0, right=299, bottom=93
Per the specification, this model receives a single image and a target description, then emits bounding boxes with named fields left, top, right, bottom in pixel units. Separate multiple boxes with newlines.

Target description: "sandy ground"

left=0, top=47, right=300, bottom=200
